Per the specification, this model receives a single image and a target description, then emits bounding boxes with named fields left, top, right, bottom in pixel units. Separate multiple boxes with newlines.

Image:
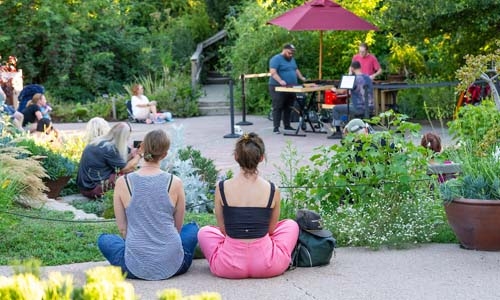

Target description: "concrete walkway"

left=1, top=244, right=499, bottom=299
left=52, top=114, right=451, bottom=183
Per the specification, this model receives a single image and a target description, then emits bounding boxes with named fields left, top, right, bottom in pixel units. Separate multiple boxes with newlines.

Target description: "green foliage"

left=396, top=77, right=456, bottom=120
left=126, top=68, right=201, bottom=118
left=0, top=205, right=213, bottom=266
left=220, top=0, right=380, bottom=113
left=382, top=0, right=500, bottom=79
left=204, top=0, right=244, bottom=29
left=71, top=191, right=114, bottom=219
left=177, top=146, right=218, bottom=191
left=16, top=139, right=77, bottom=180
left=328, top=189, right=446, bottom=248
left=0, top=168, right=21, bottom=209
left=290, top=112, right=444, bottom=247
left=386, top=33, right=425, bottom=76
left=440, top=100, right=500, bottom=202
left=0, top=208, right=117, bottom=266
left=440, top=144, right=500, bottom=201
left=0, top=135, right=49, bottom=207
left=274, top=141, right=304, bottom=220
left=448, top=100, right=500, bottom=145
left=51, top=94, right=128, bottom=122
left=0, top=0, right=214, bottom=103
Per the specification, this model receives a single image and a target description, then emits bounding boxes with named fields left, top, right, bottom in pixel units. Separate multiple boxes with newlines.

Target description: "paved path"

left=1, top=244, right=499, bottom=299
left=54, top=115, right=452, bottom=183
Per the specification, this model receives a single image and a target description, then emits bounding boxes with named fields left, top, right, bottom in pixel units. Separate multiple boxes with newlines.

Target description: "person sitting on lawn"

left=197, top=132, right=299, bottom=279
left=97, top=129, right=199, bottom=280
left=131, top=84, right=172, bottom=124
left=76, top=122, right=142, bottom=199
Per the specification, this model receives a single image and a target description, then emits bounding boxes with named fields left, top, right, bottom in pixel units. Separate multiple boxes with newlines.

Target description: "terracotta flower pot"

left=444, top=198, right=500, bottom=251
left=43, top=176, right=71, bottom=199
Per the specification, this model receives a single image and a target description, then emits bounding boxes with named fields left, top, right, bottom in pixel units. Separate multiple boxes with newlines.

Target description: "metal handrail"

left=190, top=30, right=227, bottom=90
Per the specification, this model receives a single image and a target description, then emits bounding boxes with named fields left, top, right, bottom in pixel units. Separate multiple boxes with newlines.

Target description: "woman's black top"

left=220, top=180, right=275, bottom=239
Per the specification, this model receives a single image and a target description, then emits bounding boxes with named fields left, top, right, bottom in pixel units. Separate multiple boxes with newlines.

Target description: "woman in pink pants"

left=198, top=132, right=299, bottom=279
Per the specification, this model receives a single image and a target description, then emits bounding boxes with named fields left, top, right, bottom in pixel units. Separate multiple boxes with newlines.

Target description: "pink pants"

left=197, top=219, right=299, bottom=279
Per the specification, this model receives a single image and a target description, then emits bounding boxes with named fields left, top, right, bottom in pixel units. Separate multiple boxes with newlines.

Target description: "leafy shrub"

left=126, top=67, right=200, bottom=118
left=178, top=146, right=218, bottom=191
left=50, top=93, right=128, bottom=122
left=16, top=139, right=77, bottom=180
left=275, top=141, right=304, bottom=220
left=396, top=77, right=456, bottom=120
left=448, top=99, right=500, bottom=147
left=289, top=112, right=444, bottom=248
left=440, top=100, right=500, bottom=202
left=161, top=125, right=215, bottom=213
left=72, top=190, right=114, bottom=219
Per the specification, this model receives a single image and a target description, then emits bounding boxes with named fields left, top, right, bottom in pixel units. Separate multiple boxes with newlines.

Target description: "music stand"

left=339, top=75, right=355, bottom=119
left=339, top=75, right=355, bottom=89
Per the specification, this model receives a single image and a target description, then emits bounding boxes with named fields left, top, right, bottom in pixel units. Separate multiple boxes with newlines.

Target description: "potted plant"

left=440, top=100, right=500, bottom=251
left=16, top=138, right=77, bottom=198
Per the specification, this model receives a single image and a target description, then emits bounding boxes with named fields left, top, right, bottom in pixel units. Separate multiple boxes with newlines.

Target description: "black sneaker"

left=327, top=132, right=343, bottom=139
left=273, top=127, right=281, bottom=134
left=284, top=126, right=296, bottom=131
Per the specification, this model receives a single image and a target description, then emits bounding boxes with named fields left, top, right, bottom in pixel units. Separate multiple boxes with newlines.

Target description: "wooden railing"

left=190, top=30, right=227, bottom=90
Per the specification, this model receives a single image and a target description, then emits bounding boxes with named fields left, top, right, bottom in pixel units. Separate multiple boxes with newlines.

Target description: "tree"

left=0, top=0, right=214, bottom=101
left=382, top=0, right=500, bottom=76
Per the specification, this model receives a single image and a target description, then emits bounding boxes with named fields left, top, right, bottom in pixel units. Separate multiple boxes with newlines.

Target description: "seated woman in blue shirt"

left=76, top=122, right=141, bottom=199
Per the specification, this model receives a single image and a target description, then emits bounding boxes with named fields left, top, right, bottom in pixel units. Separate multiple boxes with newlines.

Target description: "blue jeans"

left=97, top=222, right=199, bottom=279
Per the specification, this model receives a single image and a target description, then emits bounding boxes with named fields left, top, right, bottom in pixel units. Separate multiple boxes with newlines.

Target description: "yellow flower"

left=158, top=288, right=183, bottom=300
left=1, top=179, right=10, bottom=189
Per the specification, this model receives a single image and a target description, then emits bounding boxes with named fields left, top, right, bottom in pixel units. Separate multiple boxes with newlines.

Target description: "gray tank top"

left=124, top=172, right=183, bottom=280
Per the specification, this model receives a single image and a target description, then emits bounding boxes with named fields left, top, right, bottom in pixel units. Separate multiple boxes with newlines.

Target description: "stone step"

left=199, top=106, right=241, bottom=116
left=44, top=197, right=101, bottom=220
left=207, top=70, right=227, bottom=78
left=205, top=77, right=230, bottom=85
left=198, top=100, right=229, bottom=107
left=199, top=106, right=230, bottom=116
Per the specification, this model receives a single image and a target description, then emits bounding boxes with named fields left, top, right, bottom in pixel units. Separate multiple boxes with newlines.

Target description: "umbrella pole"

left=319, top=31, right=323, bottom=80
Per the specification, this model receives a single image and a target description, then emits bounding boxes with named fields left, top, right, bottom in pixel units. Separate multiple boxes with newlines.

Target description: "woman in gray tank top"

left=97, top=129, right=199, bottom=280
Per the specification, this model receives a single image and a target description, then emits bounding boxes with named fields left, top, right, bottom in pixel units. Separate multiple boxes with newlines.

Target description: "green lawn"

left=0, top=207, right=215, bottom=266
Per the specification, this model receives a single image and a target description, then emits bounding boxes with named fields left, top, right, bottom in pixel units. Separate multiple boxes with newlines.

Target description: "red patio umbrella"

left=267, top=0, right=378, bottom=79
